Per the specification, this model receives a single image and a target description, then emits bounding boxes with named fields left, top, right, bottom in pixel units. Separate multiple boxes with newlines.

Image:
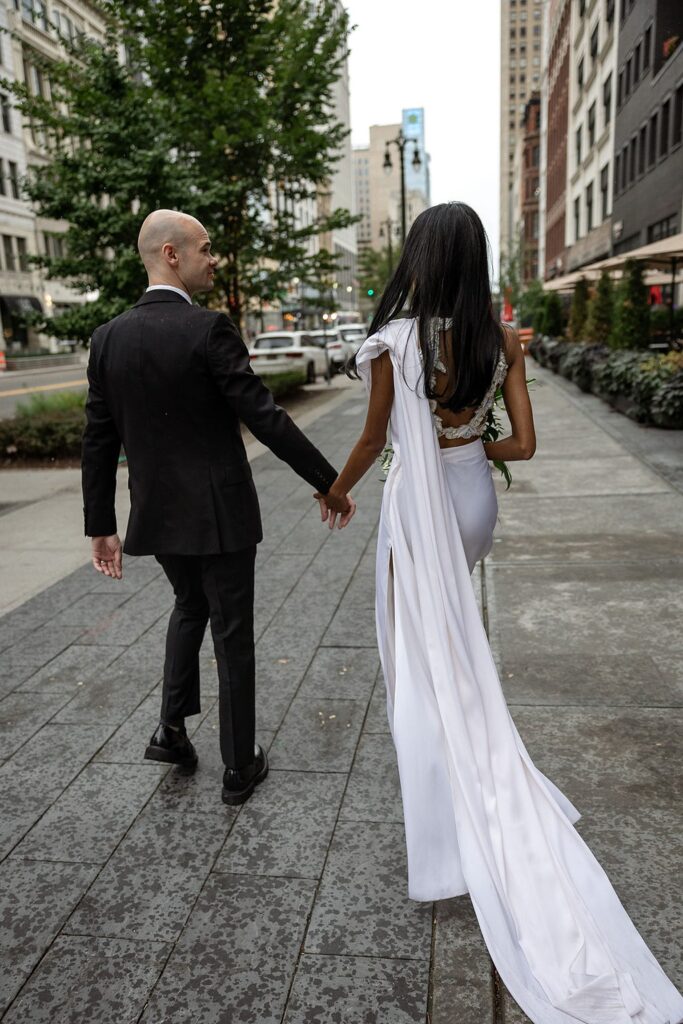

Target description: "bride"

left=316, top=202, right=683, bottom=1024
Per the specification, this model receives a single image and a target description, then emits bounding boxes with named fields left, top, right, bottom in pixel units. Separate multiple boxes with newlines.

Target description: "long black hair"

left=350, top=202, right=503, bottom=413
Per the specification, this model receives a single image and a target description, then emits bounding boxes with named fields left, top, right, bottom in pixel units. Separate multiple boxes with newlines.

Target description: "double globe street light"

left=383, top=128, right=422, bottom=247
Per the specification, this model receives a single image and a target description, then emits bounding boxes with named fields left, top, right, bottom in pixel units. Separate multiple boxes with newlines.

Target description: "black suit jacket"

left=82, top=290, right=338, bottom=555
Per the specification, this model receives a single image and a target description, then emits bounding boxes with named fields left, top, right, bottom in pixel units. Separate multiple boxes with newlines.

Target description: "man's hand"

left=314, top=492, right=356, bottom=530
left=91, top=534, right=123, bottom=579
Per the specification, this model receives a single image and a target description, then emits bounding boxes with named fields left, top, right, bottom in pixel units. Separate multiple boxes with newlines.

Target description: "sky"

left=343, top=0, right=502, bottom=272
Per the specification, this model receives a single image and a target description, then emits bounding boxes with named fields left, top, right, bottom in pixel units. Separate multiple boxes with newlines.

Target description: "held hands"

left=91, top=534, right=123, bottom=579
left=314, top=489, right=356, bottom=530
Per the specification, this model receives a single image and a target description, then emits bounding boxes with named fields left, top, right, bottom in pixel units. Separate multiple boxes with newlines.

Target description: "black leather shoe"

left=222, top=743, right=269, bottom=805
left=144, top=722, right=198, bottom=770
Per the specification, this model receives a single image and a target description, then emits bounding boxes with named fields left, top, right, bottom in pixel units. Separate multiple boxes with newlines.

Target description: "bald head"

left=137, top=210, right=203, bottom=271
left=137, top=209, right=217, bottom=297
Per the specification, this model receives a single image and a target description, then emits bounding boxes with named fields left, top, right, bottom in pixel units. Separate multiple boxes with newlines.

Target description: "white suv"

left=249, top=331, right=330, bottom=383
left=308, top=328, right=353, bottom=374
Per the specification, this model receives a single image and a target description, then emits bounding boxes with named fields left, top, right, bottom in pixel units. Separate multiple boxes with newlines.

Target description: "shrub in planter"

left=610, top=260, right=650, bottom=349
left=591, top=351, right=642, bottom=413
left=545, top=338, right=572, bottom=372
left=559, top=343, right=610, bottom=392
left=0, top=407, right=86, bottom=461
left=568, top=277, right=590, bottom=341
left=539, top=292, right=565, bottom=338
left=585, top=271, right=614, bottom=344
left=651, top=372, right=683, bottom=429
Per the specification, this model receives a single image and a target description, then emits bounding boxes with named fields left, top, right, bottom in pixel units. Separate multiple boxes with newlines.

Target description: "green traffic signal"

left=367, top=288, right=375, bottom=297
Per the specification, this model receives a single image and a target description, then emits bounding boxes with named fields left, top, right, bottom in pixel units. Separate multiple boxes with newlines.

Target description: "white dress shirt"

left=146, top=284, right=192, bottom=304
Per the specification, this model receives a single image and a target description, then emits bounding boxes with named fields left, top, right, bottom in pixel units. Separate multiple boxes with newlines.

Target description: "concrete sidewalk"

left=0, top=363, right=681, bottom=1023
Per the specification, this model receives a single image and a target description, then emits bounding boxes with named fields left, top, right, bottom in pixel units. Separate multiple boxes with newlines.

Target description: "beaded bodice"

left=427, top=317, right=508, bottom=440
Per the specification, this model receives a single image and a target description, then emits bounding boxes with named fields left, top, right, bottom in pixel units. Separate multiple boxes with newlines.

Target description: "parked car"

left=308, top=328, right=354, bottom=373
left=249, top=331, right=330, bottom=383
left=338, top=325, right=367, bottom=356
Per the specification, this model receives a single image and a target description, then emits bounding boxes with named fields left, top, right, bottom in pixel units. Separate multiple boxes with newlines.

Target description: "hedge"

left=529, top=337, right=683, bottom=429
left=0, top=369, right=307, bottom=463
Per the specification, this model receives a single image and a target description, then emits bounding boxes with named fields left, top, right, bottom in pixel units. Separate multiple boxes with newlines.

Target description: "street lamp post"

left=383, top=128, right=421, bottom=247
left=379, top=216, right=399, bottom=274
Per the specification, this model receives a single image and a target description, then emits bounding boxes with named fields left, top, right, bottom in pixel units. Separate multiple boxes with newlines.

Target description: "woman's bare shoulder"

left=500, top=323, right=523, bottom=364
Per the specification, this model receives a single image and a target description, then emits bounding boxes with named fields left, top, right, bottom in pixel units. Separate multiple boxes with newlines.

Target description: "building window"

left=606, top=0, right=614, bottom=25
left=0, top=159, right=4, bottom=196
left=638, top=124, right=647, bottom=173
left=3, top=235, right=15, bottom=272
left=16, top=237, right=29, bottom=272
left=621, top=145, right=628, bottom=189
left=614, top=153, right=620, bottom=193
left=600, top=163, right=609, bottom=219
left=579, top=0, right=586, bottom=17
left=13, top=0, right=48, bottom=32
left=647, top=215, right=678, bottom=243
left=603, top=74, right=612, bottom=125
left=586, top=182, right=594, bottom=231
left=629, top=136, right=637, bottom=182
left=8, top=161, right=19, bottom=199
left=660, top=98, right=670, bottom=157
left=617, top=70, right=623, bottom=107
left=633, top=42, right=640, bottom=82
left=0, top=93, right=11, bottom=134
left=590, top=25, right=599, bottom=64
left=576, top=126, right=583, bottom=166
left=624, top=58, right=631, bottom=96
left=643, top=26, right=651, bottom=70
left=648, top=112, right=658, bottom=165
left=673, top=84, right=683, bottom=147
left=588, top=102, right=596, bottom=147
left=578, top=58, right=584, bottom=90
left=574, top=197, right=581, bottom=240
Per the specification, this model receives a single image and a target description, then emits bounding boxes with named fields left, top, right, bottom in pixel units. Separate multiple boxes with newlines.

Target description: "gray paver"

left=339, top=731, right=403, bottom=823
left=16, top=643, right=125, bottom=694
left=305, top=820, right=433, bottom=959
left=13, top=762, right=167, bottom=863
left=0, top=691, right=71, bottom=759
left=140, top=950, right=294, bottom=1024
left=2, top=935, right=169, bottom=1024
left=0, top=859, right=100, bottom=1014
left=177, top=873, right=317, bottom=959
left=431, top=898, right=493, bottom=1024
left=269, top=695, right=367, bottom=772
left=215, top=770, right=346, bottom=879
left=297, top=645, right=379, bottom=700
left=284, top=953, right=430, bottom=1024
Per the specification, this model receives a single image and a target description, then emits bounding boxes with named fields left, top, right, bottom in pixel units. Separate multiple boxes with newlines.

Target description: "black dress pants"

left=154, top=547, right=257, bottom=770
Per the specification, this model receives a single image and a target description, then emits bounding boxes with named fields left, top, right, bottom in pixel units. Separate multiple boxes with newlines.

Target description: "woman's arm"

left=482, top=328, right=536, bottom=462
left=317, top=349, right=394, bottom=527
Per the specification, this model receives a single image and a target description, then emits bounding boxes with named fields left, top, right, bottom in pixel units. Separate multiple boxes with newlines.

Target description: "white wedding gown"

left=355, top=317, right=683, bottom=1024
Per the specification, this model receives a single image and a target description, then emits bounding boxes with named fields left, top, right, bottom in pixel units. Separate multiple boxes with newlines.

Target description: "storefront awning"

left=0, top=295, right=44, bottom=317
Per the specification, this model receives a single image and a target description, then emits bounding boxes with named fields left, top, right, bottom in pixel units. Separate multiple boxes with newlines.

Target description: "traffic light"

left=367, top=288, right=375, bottom=297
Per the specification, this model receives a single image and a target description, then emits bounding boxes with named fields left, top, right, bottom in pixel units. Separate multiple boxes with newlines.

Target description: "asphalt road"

left=0, top=364, right=88, bottom=418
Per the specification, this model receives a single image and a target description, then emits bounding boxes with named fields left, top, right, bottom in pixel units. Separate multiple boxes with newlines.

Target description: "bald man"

left=82, top=210, right=353, bottom=805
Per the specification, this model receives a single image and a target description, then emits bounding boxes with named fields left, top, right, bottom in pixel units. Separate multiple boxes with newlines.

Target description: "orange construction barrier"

left=0, top=349, right=6, bottom=372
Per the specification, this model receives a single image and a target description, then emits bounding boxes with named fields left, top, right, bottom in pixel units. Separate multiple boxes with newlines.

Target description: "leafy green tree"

left=568, top=277, right=590, bottom=341
left=540, top=291, right=564, bottom=338
left=3, top=0, right=357, bottom=340
left=610, top=259, right=650, bottom=349
left=358, top=246, right=394, bottom=308
left=499, top=234, right=523, bottom=316
left=585, top=271, right=614, bottom=344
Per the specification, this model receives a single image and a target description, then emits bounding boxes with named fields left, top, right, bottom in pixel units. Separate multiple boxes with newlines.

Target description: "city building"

left=402, top=107, right=431, bottom=207
left=352, top=146, right=372, bottom=252
left=515, top=93, right=542, bottom=281
left=542, top=0, right=571, bottom=278
left=500, top=0, right=545, bottom=268
left=565, top=0, right=619, bottom=272
left=0, top=0, right=106, bottom=353
left=611, top=0, right=683, bottom=256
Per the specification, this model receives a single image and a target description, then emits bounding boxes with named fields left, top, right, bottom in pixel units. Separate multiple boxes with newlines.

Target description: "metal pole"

left=386, top=218, right=394, bottom=274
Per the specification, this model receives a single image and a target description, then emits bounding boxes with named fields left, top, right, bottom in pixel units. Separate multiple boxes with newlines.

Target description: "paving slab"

left=1, top=935, right=169, bottom=1024
left=284, top=953, right=430, bottom=1024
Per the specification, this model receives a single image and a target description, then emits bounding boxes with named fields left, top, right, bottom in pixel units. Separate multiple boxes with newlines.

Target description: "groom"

left=82, top=209, right=355, bottom=805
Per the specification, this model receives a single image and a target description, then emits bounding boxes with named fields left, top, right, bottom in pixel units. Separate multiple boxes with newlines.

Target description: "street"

left=0, top=364, right=88, bottom=419
left=0, top=361, right=680, bottom=1022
